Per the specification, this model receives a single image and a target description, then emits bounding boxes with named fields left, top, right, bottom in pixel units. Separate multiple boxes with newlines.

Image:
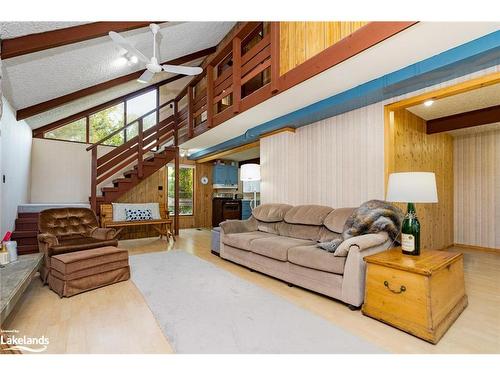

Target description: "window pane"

left=89, top=103, right=125, bottom=146
left=127, top=90, right=157, bottom=123
left=167, top=166, right=194, bottom=216
left=126, top=112, right=157, bottom=140
left=45, top=118, right=86, bottom=142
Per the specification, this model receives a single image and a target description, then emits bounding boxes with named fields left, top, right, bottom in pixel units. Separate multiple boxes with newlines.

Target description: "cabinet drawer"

left=363, top=264, right=429, bottom=329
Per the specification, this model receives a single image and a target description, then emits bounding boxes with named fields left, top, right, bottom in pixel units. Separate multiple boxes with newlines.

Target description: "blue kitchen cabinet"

left=213, top=164, right=238, bottom=186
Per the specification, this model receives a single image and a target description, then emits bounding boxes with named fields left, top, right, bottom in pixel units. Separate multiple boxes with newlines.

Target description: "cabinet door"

left=228, top=165, right=238, bottom=185
left=213, top=165, right=226, bottom=185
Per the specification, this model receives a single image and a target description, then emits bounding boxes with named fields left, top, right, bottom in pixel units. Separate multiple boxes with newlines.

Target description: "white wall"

left=30, top=138, right=114, bottom=203
left=454, top=130, right=500, bottom=249
left=0, top=97, right=33, bottom=234
left=261, top=103, right=385, bottom=207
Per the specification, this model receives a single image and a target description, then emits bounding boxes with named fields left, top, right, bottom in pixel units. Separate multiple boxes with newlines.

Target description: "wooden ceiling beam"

left=426, top=104, right=500, bottom=134
left=0, top=22, right=161, bottom=60
left=16, top=46, right=216, bottom=120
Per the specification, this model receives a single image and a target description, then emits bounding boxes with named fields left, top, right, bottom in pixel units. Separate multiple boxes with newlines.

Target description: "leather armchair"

left=38, top=208, right=118, bottom=283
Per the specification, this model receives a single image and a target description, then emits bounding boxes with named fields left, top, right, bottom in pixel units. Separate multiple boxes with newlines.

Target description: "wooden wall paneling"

left=390, top=109, right=454, bottom=250
left=280, top=21, right=370, bottom=75
left=454, top=130, right=500, bottom=249
left=194, top=162, right=214, bottom=228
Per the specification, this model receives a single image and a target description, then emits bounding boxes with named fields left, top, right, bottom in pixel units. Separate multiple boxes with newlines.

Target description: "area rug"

left=129, top=251, right=386, bottom=354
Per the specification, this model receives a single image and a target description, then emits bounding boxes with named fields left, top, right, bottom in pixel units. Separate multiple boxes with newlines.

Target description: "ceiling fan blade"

left=162, top=65, right=203, bottom=76
left=137, top=70, right=155, bottom=84
left=109, top=31, right=149, bottom=64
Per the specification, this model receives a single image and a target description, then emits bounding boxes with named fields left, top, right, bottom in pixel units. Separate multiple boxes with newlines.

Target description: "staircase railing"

left=86, top=99, right=177, bottom=212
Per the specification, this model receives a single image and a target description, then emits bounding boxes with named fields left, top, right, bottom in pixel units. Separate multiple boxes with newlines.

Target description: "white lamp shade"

left=240, top=163, right=261, bottom=181
left=386, top=172, right=438, bottom=203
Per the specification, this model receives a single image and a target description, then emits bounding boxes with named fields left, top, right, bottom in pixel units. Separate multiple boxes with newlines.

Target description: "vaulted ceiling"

left=0, top=21, right=235, bottom=129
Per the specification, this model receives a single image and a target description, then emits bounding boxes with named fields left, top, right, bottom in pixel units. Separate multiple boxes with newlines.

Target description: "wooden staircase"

left=87, top=104, right=181, bottom=231
left=94, top=147, right=176, bottom=208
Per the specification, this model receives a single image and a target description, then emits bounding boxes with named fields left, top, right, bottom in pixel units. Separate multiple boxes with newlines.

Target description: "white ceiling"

left=0, top=22, right=90, bottom=39
left=181, top=22, right=500, bottom=151
left=1, top=22, right=235, bottom=113
left=407, top=83, right=500, bottom=120
left=221, top=146, right=260, bottom=162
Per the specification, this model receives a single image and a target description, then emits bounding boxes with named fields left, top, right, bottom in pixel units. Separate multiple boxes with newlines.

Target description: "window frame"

left=39, top=85, right=164, bottom=146
left=166, top=164, right=196, bottom=217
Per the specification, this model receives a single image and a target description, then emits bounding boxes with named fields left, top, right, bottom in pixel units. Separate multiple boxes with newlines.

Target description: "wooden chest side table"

left=362, top=248, right=468, bottom=344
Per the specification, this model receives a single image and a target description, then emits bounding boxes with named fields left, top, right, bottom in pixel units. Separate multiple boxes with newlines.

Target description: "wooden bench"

left=100, top=203, right=174, bottom=241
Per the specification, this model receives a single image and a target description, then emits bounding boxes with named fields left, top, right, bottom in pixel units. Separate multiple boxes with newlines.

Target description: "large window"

left=89, top=103, right=125, bottom=146
left=167, top=165, right=194, bottom=216
left=126, top=90, right=157, bottom=140
left=45, top=118, right=86, bottom=142
left=42, top=88, right=162, bottom=146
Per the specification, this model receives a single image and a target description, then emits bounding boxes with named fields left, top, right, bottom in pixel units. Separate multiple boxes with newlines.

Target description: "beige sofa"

left=219, top=204, right=392, bottom=308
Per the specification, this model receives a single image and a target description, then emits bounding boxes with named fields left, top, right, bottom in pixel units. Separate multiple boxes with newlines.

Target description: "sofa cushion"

left=288, top=245, right=346, bottom=274
left=278, top=222, right=322, bottom=241
left=323, top=207, right=355, bottom=233
left=223, top=231, right=277, bottom=251
left=250, top=236, right=316, bottom=261
left=284, top=205, right=333, bottom=226
left=257, top=221, right=281, bottom=234
left=252, top=204, right=292, bottom=223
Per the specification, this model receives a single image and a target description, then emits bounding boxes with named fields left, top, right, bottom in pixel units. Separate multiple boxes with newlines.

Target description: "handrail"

left=86, top=99, right=174, bottom=151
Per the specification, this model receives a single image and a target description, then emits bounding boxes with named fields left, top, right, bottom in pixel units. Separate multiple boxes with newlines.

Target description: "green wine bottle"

left=401, top=202, right=421, bottom=256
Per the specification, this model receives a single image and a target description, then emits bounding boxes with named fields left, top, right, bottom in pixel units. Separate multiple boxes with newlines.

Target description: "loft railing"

left=173, top=22, right=280, bottom=144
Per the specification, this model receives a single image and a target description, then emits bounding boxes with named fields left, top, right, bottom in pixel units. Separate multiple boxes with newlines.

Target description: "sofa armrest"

left=340, top=232, right=393, bottom=307
left=37, top=233, right=59, bottom=248
left=90, top=227, right=118, bottom=240
left=334, top=232, right=390, bottom=257
left=219, top=217, right=258, bottom=235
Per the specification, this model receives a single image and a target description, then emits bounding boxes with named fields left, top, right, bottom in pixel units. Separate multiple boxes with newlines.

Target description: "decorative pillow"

left=112, top=202, right=161, bottom=221
left=125, top=208, right=153, bottom=221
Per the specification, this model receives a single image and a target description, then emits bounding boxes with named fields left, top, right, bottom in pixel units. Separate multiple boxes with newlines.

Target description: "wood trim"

left=278, top=22, right=417, bottom=92
left=206, top=65, right=214, bottom=128
left=33, top=77, right=180, bottom=138
left=427, top=105, right=500, bottom=134
left=18, top=46, right=216, bottom=120
left=453, top=243, right=500, bottom=254
left=232, top=37, right=242, bottom=113
left=270, top=22, right=280, bottom=94
left=0, top=22, right=158, bottom=60
left=195, top=140, right=260, bottom=164
left=259, top=126, right=295, bottom=139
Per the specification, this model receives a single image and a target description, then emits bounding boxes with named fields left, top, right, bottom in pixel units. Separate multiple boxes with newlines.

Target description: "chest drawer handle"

left=384, top=280, right=406, bottom=294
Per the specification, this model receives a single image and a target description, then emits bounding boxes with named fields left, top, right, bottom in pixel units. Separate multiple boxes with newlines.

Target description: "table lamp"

left=240, top=163, right=261, bottom=210
left=386, top=172, right=438, bottom=256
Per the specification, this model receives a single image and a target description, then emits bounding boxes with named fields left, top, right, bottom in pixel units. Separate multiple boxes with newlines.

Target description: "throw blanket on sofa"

left=318, top=200, right=404, bottom=253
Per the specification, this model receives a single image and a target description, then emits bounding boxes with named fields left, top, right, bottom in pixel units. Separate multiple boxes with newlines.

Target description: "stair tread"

left=16, top=217, right=39, bottom=223
left=11, top=230, right=38, bottom=238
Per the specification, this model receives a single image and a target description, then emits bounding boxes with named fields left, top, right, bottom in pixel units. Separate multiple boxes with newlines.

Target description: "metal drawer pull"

left=383, top=280, right=406, bottom=294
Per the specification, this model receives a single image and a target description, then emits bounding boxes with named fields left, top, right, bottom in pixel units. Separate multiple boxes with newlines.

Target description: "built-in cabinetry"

left=213, top=164, right=238, bottom=187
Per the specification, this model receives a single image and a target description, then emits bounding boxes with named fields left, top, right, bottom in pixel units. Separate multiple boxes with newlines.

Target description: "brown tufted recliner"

left=37, top=208, right=118, bottom=283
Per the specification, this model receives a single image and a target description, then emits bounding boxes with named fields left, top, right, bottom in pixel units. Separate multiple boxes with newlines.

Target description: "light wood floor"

left=4, top=229, right=499, bottom=354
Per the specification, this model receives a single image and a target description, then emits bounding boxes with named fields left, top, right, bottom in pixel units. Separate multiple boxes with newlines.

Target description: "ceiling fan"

left=109, top=23, right=203, bottom=84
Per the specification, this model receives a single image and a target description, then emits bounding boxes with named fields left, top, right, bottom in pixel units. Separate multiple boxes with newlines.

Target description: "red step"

left=15, top=219, right=39, bottom=231
left=17, top=212, right=40, bottom=219
left=17, top=244, right=39, bottom=255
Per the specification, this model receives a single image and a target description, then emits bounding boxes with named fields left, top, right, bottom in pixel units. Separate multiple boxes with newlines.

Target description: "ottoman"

left=48, top=246, right=130, bottom=297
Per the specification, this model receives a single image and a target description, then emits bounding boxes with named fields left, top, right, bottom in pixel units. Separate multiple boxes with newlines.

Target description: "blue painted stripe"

left=191, top=30, right=500, bottom=160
